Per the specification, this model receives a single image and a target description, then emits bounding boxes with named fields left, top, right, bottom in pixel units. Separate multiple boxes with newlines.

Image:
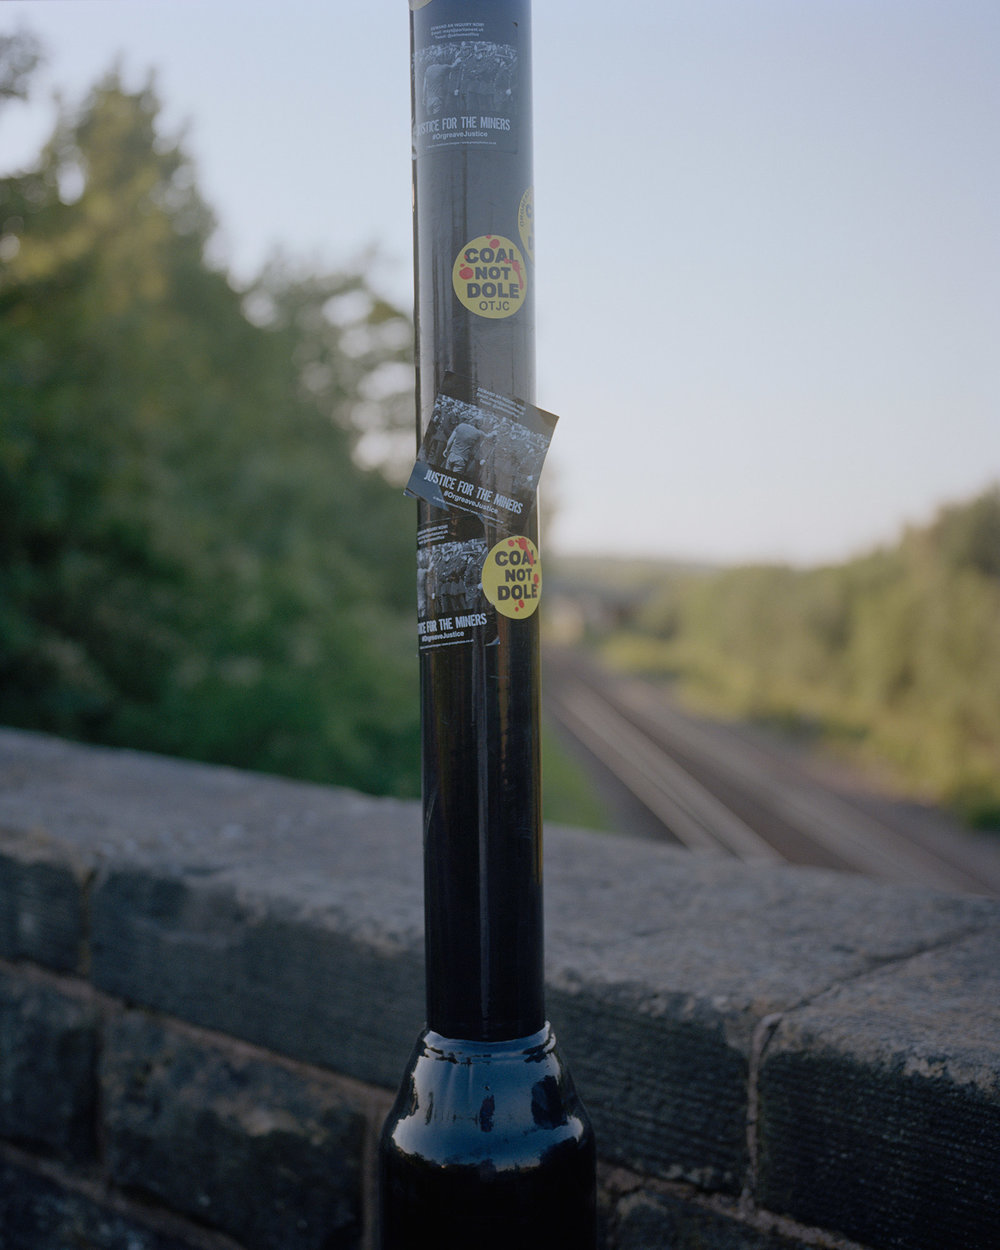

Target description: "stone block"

left=92, top=867, right=425, bottom=1091
left=0, top=1159, right=198, bottom=1250
left=543, top=829, right=999, bottom=1193
left=102, top=1010, right=366, bottom=1250
left=0, top=830, right=87, bottom=971
left=0, top=970, right=98, bottom=1162
left=757, top=927, right=1000, bottom=1250
left=0, top=727, right=426, bottom=1087
left=614, top=1190, right=814, bottom=1250
left=551, top=990, right=749, bottom=1192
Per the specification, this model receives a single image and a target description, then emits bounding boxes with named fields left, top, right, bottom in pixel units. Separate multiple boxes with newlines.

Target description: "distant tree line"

left=603, top=486, right=1000, bottom=828
left=0, top=36, right=420, bottom=796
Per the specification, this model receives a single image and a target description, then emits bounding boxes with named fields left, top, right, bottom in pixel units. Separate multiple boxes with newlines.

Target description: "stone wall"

left=0, top=727, right=998, bottom=1249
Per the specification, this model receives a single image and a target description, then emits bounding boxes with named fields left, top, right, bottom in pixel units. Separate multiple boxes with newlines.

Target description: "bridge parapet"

left=0, top=727, right=997, bottom=1249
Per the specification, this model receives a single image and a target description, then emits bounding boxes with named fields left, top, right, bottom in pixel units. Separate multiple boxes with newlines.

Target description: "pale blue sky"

left=3, top=0, right=998, bottom=565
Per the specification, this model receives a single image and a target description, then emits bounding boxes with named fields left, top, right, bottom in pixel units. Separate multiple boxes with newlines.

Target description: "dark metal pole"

left=378, top=2, right=596, bottom=1245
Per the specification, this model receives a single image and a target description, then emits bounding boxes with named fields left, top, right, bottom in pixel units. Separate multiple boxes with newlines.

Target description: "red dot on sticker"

left=489, top=238, right=500, bottom=248
left=534, top=574, right=539, bottom=584
left=459, top=266, right=473, bottom=280
left=508, top=539, right=515, bottom=546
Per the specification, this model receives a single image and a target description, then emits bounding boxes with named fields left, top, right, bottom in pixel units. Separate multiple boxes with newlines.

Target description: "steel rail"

left=554, top=684, right=782, bottom=864
left=547, top=666, right=996, bottom=894
left=614, top=678, right=976, bottom=888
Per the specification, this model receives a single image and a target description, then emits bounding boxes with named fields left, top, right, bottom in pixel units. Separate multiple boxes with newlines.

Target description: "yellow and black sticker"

left=453, top=236, right=527, bottom=319
left=481, top=536, right=541, bottom=618
left=518, top=187, right=534, bottom=262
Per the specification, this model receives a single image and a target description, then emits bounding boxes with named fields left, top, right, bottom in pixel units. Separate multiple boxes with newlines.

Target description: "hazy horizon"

left=4, top=0, right=998, bottom=566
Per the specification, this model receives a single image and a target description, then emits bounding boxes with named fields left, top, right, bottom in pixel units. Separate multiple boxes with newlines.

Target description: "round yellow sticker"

left=453, top=236, right=527, bottom=319
left=518, top=187, right=534, bottom=262
left=481, top=536, right=541, bottom=618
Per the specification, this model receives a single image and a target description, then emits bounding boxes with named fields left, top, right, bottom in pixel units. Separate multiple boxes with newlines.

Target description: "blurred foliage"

left=0, top=62, right=421, bottom=796
left=0, top=30, right=41, bottom=105
left=540, top=724, right=613, bottom=832
left=596, top=487, right=1000, bottom=828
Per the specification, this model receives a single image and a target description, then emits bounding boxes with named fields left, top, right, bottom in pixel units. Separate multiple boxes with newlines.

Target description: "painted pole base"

left=378, top=1022, right=596, bottom=1249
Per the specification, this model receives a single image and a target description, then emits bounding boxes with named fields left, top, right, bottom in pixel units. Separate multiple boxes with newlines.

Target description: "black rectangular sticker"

left=406, top=372, right=557, bottom=530
left=412, top=7, right=520, bottom=158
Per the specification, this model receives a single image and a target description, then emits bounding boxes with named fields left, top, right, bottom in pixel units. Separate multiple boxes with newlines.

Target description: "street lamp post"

left=378, top=2, right=596, bottom=1246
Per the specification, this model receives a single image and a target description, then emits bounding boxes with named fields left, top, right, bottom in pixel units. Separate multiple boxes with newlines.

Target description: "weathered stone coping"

left=0, top=727, right=998, bottom=1250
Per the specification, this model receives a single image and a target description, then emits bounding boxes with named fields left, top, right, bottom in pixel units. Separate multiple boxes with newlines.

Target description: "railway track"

left=543, top=649, right=1000, bottom=896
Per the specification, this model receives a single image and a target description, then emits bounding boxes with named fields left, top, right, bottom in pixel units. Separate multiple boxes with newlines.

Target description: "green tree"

left=605, top=487, right=1000, bottom=825
left=0, top=71, right=419, bottom=795
left=924, top=486, right=1000, bottom=580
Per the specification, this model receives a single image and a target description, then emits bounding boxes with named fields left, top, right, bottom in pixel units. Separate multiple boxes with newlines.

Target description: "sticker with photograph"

left=406, top=372, right=557, bottom=530
left=412, top=9, right=519, bottom=158
left=416, top=520, right=492, bottom=651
